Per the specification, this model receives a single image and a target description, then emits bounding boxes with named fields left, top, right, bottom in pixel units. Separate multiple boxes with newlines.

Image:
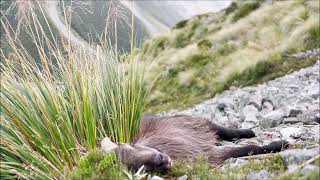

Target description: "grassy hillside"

left=131, top=0, right=320, bottom=112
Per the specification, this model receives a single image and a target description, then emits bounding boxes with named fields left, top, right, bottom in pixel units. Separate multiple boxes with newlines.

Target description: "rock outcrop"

left=160, top=61, right=320, bottom=178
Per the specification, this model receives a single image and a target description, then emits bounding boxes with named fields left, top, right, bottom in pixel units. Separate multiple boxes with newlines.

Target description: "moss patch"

left=68, top=150, right=127, bottom=180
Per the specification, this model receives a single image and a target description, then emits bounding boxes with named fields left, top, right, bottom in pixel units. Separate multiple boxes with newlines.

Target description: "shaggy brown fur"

left=133, top=115, right=225, bottom=165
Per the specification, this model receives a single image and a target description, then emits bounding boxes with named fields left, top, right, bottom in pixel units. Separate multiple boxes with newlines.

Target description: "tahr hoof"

left=268, top=140, right=290, bottom=151
left=240, top=129, right=256, bottom=139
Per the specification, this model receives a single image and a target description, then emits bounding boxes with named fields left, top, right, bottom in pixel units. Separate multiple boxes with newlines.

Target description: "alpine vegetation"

left=0, top=2, right=145, bottom=179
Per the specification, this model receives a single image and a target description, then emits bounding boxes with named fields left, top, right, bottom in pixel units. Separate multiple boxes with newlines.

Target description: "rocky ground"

left=158, top=58, right=320, bottom=179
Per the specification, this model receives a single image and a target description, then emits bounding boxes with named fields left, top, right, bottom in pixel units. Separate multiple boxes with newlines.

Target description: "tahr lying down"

left=101, top=115, right=289, bottom=172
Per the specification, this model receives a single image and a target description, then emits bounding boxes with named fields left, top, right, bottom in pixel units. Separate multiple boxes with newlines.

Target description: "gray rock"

left=283, top=117, right=303, bottom=124
left=176, top=175, right=188, bottom=180
left=287, top=107, right=303, bottom=117
left=261, top=101, right=274, bottom=114
left=217, top=97, right=235, bottom=111
left=280, top=127, right=304, bottom=140
left=301, top=165, right=319, bottom=176
left=248, top=93, right=263, bottom=109
left=246, top=170, right=271, bottom=180
left=241, top=121, right=257, bottom=129
left=280, top=148, right=320, bottom=168
left=305, top=84, right=320, bottom=99
left=149, top=175, right=164, bottom=180
left=240, top=105, right=259, bottom=121
left=223, top=158, right=247, bottom=169
left=258, top=109, right=286, bottom=129
left=297, top=110, right=320, bottom=124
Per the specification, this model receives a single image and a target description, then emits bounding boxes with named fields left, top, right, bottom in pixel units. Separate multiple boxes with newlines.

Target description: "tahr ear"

left=101, top=137, right=118, bottom=154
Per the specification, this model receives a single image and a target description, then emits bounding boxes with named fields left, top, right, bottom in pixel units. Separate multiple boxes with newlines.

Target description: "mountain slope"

left=131, top=0, right=320, bottom=112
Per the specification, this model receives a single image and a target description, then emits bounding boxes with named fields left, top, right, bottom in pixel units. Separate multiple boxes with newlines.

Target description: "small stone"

left=223, top=158, right=247, bottom=169
left=246, top=170, right=270, bottom=180
left=280, top=127, right=304, bottom=140
left=149, top=175, right=164, bottom=180
left=241, top=121, right=257, bottom=129
left=177, top=175, right=188, bottom=180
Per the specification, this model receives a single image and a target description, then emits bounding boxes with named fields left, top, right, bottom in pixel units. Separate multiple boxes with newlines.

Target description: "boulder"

left=258, top=109, right=286, bottom=129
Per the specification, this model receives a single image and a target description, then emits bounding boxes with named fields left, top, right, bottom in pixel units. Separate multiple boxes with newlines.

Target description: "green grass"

left=167, top=154, right=287, bottom=179
left=173, top=19, right=189, bottom=29
left=142, top=36, right=168, bottom=57
left=306, top=25, right=320, bottom=49
left=232, top=1, right=261, bottom=22
left=174, top=31, right=193, bottom=48
left=0, top=2, right=146, bottom=179
left=197, top=39, right=212, bottom=50
left=68, top=150, right=127, bottom=180
left=69, top=151, right=319, bottom=180
left=226, top=54, right=318, bottom=87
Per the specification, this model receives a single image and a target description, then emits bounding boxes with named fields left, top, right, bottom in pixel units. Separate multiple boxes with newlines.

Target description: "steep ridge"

left=131, top=0, right=320, bottom=112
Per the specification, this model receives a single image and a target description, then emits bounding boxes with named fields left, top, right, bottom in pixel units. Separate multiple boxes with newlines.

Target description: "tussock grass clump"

left=306, top=25, right=320, bottom=49
left=197, top=39, right=212, bottom=50
left=142, top=36, right=168, bottom=57
left=174, top=31, right=193, bottom=48
left=0, top=2, right=146, bottom=179
left=232, top=1, right=261, bottom=22
left=173, top=19, right=189, bottom=29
